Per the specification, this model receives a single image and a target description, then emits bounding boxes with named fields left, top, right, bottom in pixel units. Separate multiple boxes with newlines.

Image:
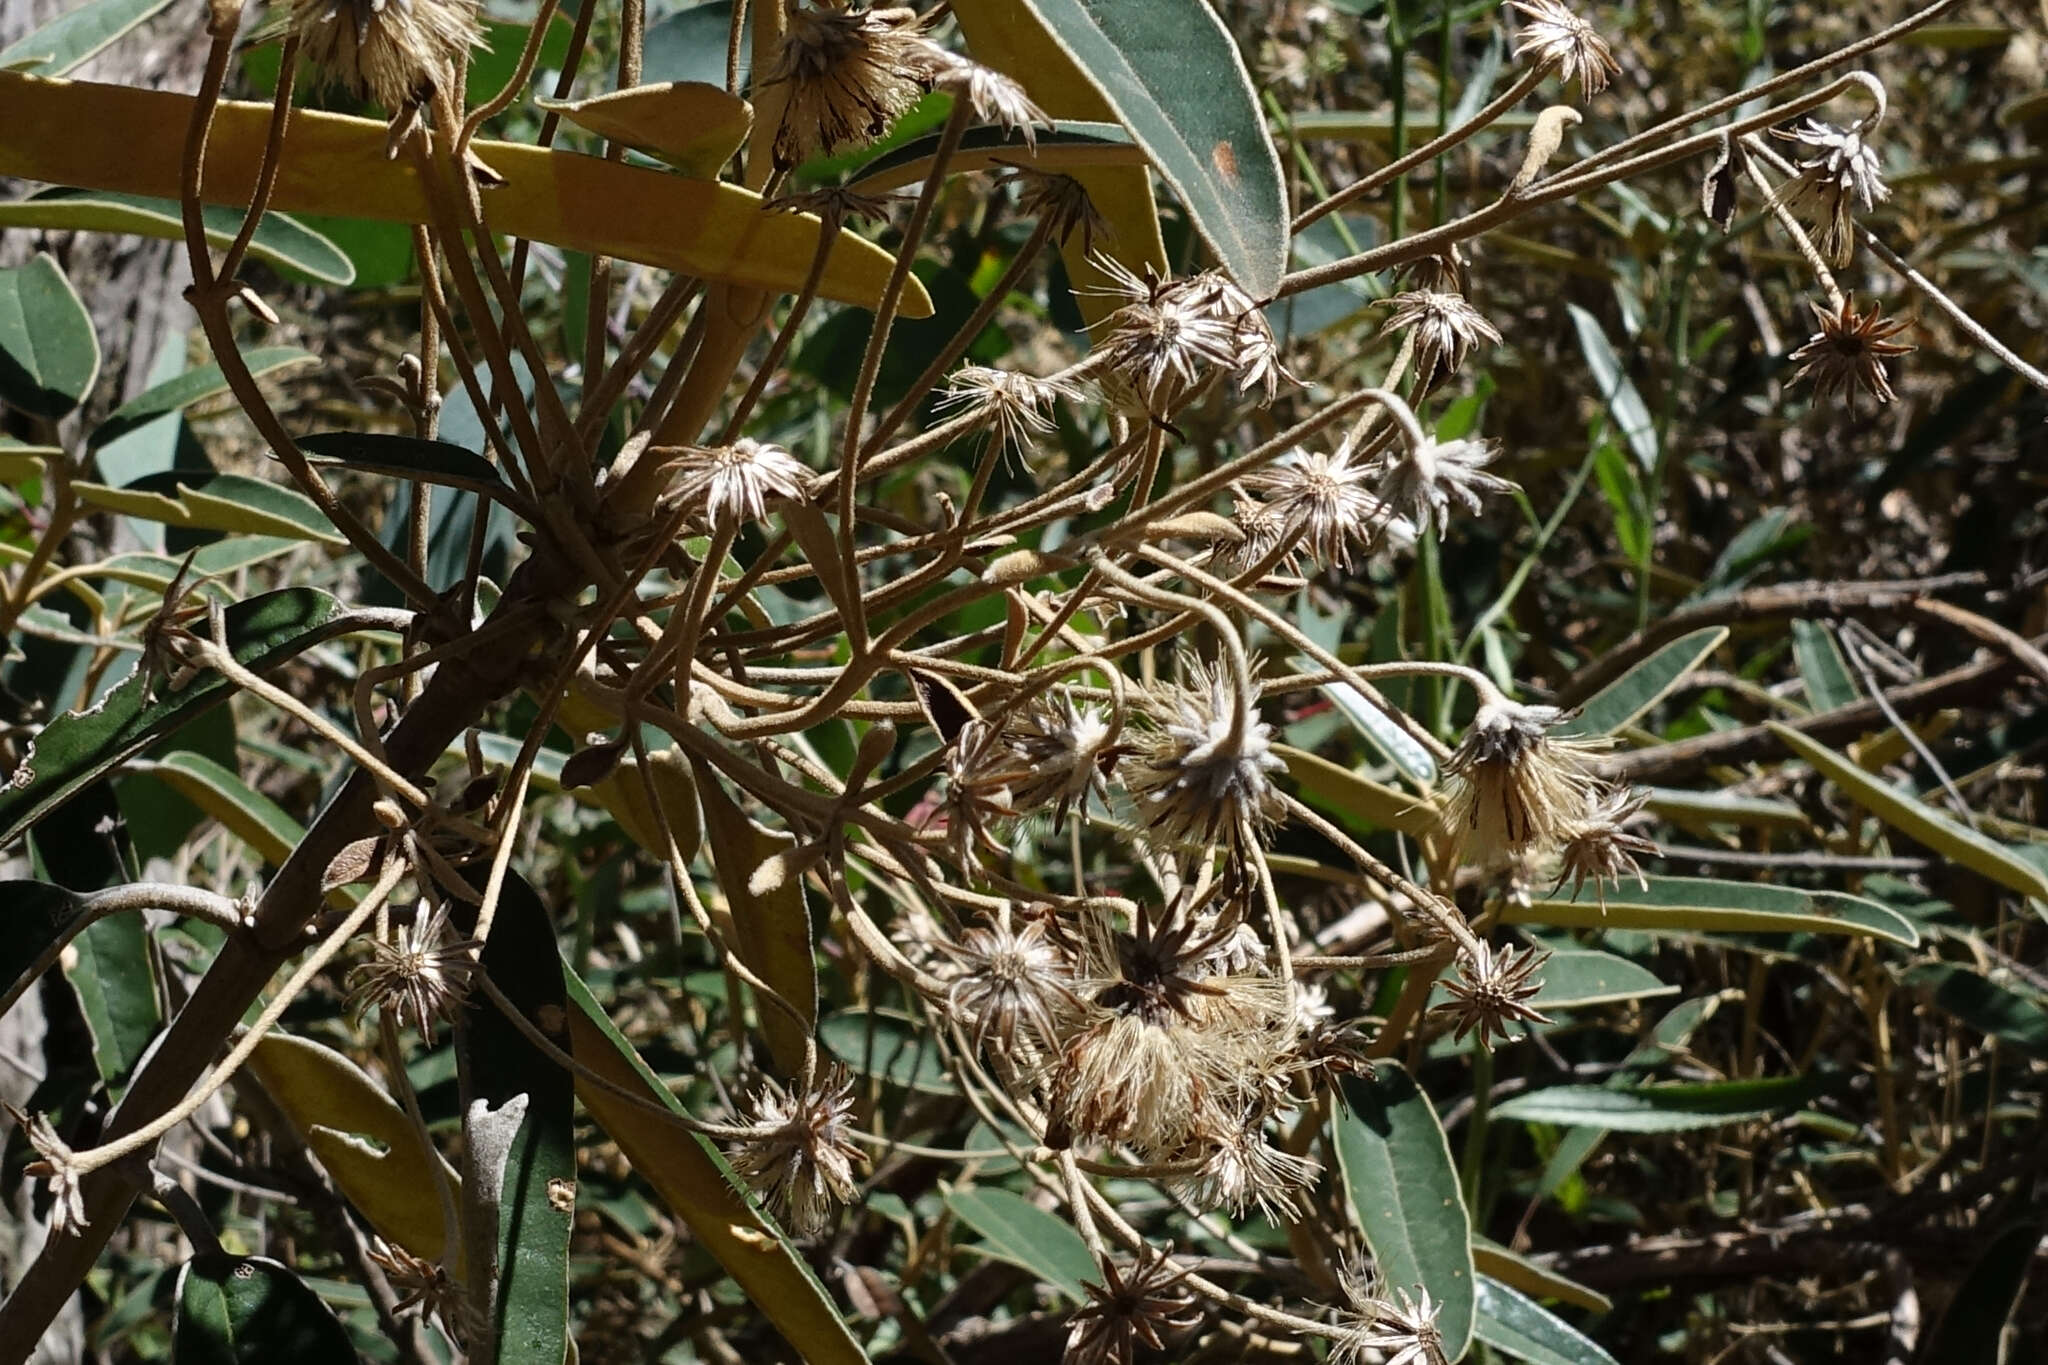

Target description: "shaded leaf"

left=585, top=747, right=701, bottom=859
left=1790, top=619, right=1859, bottom=712
left=1521, top=939, right=1676, bottom=1010
left=945, top=1187, right=1097, bottom=1302
left=0, top=189, right=353, bottom=286
left=1904, top=963, right=2048, bottom=1059
left=1567, top=303, right=1657, bottom=471
left=172, top=1254, right=354, bottom=1365
left=1277, top=743, right=1440, bottom=837
left=65, top=912, right=158, bottom=1092
left=1507, top=874, right=1919, bottom=947
left=0, top=881, right=93, bottom=1020
left=88, top=346, right=318, bottom=452
left=1474, top=1275, right=1621, bottom=1365
left=1471, top=1240, right=1610, bottom=1315
left=1919, top=1218, right=2041, bottom=1364
left=148, top=750, right=303, bottom=866
left=0, top=252, right=99, bottom=419
left=820, top=1009, right=955, bottom=1095
left=1492, top=1075, right=1816, bottom=1132
left=297, top=431, right=509, bottom=497
left=1557, top=627, right=1726, bottom=739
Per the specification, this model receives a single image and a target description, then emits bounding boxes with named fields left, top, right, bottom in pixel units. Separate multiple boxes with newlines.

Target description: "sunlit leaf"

left=536, top=81, right=753, bottom=179
left=1473, top=1275, right=1621, bottom=1365
left=1493, top=1075, right=1816, bottom=1132
left=87, top=346, right=319, bottom=452
left=945, top=1188, right=1097, bottom=1302
left=1556, top=626, right=1726, bottom=738
left=1508, top=874, right=1919, bottom=947
left=73, top=471, right=343, bottom=544
left=0, top=189, right=353, bottom=286
left=0, top=252, right=99, bottom=419
left=0, top=0, right=172, bottom=79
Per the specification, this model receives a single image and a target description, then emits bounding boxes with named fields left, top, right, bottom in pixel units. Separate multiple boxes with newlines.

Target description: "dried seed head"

left=1789, top=296, right=1914, bottom=406
left=1092, top=259, right=1246, bottom=416
left=1379, top=290, right=1503, bottom=390
left=726, top=1064, right=868, bottom=1238
left=1003, top=167, right=1111, bottom=251
left=1065, top=1246, right=1202, bottom=1365
left=290, top=0, right=482, bottom=113
left=1126, top=659, right=1286, bottom=849
left=1552, top=785, right=1658, bottom=906
left=763, top=3, right=943, bottom=169
left=346, top=903, right=481, bottom=1044
left=1331, top=1270, right=1449, bottom=1365
left=1371, top=433, right=1516, bottom=538
left=926, top=50, right=1047, bottom=147
left=932, top=910, right=1079, bottom=1054
left=7, top=1106, right=87, bottom=1236
left=368, top=1241, right=463, bottom=1325
left=1773, top=118, right=1890, bottom=265
left=1434, top=940, right=1552, bottom=1047
left=1245, top=436, right=1389, bottom=570
left=935, top=365, right=1083, bottom=456
left=1172, top=1108, right=1321, bottom=1220
left=993, top=693, right=1119, bottom=827
left=661, top=438, right=810, bottom=527
left=1506, top=0, right=1619, bottom=96
left=1443, top=700, right=1603, bottom=861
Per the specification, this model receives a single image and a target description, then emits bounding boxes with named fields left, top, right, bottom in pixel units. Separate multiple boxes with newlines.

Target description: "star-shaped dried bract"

left=1434, top=941, right=1552, bottom=1047
left=1065, top=1245, right=1202, bottom=1365
left=1790, top=296, right=1914, bottom=405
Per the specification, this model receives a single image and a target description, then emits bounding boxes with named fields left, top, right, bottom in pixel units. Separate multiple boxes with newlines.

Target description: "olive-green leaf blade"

left=1904, top=963, right=2048, bottom=1059
left=1565, top=302, right=1656, bottom=472
left=149, top=750, right=303, bottom=866
left=172, top=1254, right=356, bottom=1365
left=944, top=1187, right=1097, bottom=1303
left=1492, top=1075, right=1816, bottom=1132
left=1789, top=619, right=1858, bottom=712
left=1506, top=874, right=1919, bottom=948
left=1006, top=0, right=1287, bottom=295
left=0, top=0, right=172, bottom=78
left=1334, top=1063, right=1477, bottom=1358
left=1473, top=1275, right=1621, bottom=1365
left=297, top=431, right=510, bottom=498
left=74, top=471, right=344, bottom=544
left=0, top=587, right=361, bottom=850
left=560, top=968, right=870, bottom=1365
left=0, top=252, right=99, bottom=418
left=1520, top=939, right=1675, bottom=1010
left=0, top=189, right=354, bottom=286
left=820, top=1008, right=956, bottom=1095
left=1277, top=743, right=1440, bottom=838
left=1556, top=626, right=1726, bottom=739
left=1768, top=723, right=2048, bottom=904
left=87, top=346, right=318, bottom=452
left=1471, top=1240, right=1610, bottom=1315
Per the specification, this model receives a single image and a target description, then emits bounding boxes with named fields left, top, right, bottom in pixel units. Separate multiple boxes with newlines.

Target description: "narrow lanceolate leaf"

left=561, top=969, right=871, bottom=1365
left=944, top=1187, right=1098, bottom=1302
left=147, top=750, right=303, bottom=866
left=1507, top=874, right=1919, bottom=948
left=1519, top=940, right=1675, bottom=1010
left=1471, top=1240, right=1611, bottom=1314
left=536, top=81, right=753, bottom=178
left=0, top=73, right=930, bottom=316
left=1334, top=1064, right=1477, bottom=1359
left=461, top=875, right=574, bottom=1364
left=0, top=588, right=361, bottom=850
left=1492, top=1075, right=1816, bottom=1132
left=0, top=190, right=354, bottom=286
left=1473, top=1275, right=1621, bottom=1365
left=1904, top=963, right=2048, bottom=1059
left=1789, top=618, right=1859, bottom=712
left=73, top=471, right=343, bottom=544
left=65, top=911, right=159, bottom=1091
left=86, top=346, right=318, bottom=452
left=0, top=436, right=58, bottom=484
left=848, top=120, right=1144, bottom=194
left=173, top=1254, right=355, bottom=1365
left=297, top=432, right=511, bottom=498
left=0, top=252, right=99, bottom=418
left=692, top=761, right=817, bottom=1078
left=1277, top=743, right=1440, bottom=837
left=1310, top=670, right=1439, bottom=785
left=996, top=0, right=1286, bottom=296
left=0, top=0, right=172, bottom=78
left=1556, top=626, right=1727, bottom=739
left=242, top=1033, right=464, bottom=1262
left=1566, top=303, right=1657, bottom=471
left=1769, top=723, right=2048, bottom=904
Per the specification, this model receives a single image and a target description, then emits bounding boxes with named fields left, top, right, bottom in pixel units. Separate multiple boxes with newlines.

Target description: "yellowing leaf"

left=1277, top=743, right=1440, bottom=837
left=0, top=71, right=929, bottom=316
left=0, top=440, right=55, bottom=484
left=242, top=1033, right=461, bottom=1264
left=586, top=746, right=702, bottom=862
left=537, top=81, right=753, bottom=179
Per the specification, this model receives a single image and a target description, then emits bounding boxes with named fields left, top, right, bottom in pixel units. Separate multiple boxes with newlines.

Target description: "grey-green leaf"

left=1334, top=1063, right=1476, bottom=1358
left=1474, top=1275, right=1620, bottom=1365
left=297, top=431, right=511, bottom=497
left=1790, top=618, right=1859, bottom=712
left=944, top=1187, right=1098, bottom=1302
left=88, top=346, right=318, bottom=452
left=1492, top=1075, right=1816, bottom=1132
left=1566, top=303, right=1656, bottom=471
left=0, top=189, right=354, bottom=286
left=172, top=1254, right=356, bottom=1365
left=1010, top=0, right=1286, bottom=295
left=1904, top=963, right=2048, bottom=1059
left=0, top=253, right=99, bottom=418
left=1556, top=626, right=1725, bottom=738
left=1506, top=874, right=1919, bottom=947
left=0, top=0, right=170, bottom=76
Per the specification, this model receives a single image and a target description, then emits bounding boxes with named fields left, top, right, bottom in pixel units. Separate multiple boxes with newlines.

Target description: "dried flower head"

left=936, top=365, right=1083, bottom=455
left=1774, top=118, right=1889, bottom=265
left=1246, top=436, right=1387, bottom=570
left=1004, top=167, right=1111, bottom=251
left=291, top=0, right=482, bottom=113
left=926, top=50, right=1047, bottom=147
left=1380, top=291, right=1503, bottom=390
left=368, top=1241, right=462, bottom=1324
left=1066, top=1246, right=1202, bottom=1365
left=1126, top=659, right=1286, bottom=848
left=1443, top=700, right=1602, bottom=861
left=346, top=903, right=481, bottom=1044
left=1093, top=259, right=1246, bottom=416
left=1371, top=433, right=1516, bottom=537
left=994, top=693, right=1119, bottom=827
left=1331, top=1270, right=1449, bottom=1365
left=7, top=1106, right=87, bottom=1236
left=763, top=2, right=942, bottom=169
left=1553, top=785, right=1658, bottom=905
left=661, top=438, right=810, bottom=526
left=726, top=1064, right=868, bottom=1238
left=932, top=909, right=1079, bottom=1054
left=1434, top=940, right=1552, bottom=1046
left=1506, top=0, right=1619, bottom=96
left=1789, top=296, right=1914, bottom=405
left=1173, top=1108, right=1321, bottom=1220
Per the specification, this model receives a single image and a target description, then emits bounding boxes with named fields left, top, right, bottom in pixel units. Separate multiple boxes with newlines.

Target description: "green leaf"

left=1006, top=0, right=1286, bottom=295
left=1492, top=1075, right=1816, bottom=1132
left=1471, top=1240, right=1610, bottom=1314
left=1768, top=723, right=2048, bottom=904
left=1473, top=1275, right=1620, bottom=1365
left=0, top=588, right=361, bottom=850
left=1567, top=303, right=1657, bottom=471
left=848, top=120, right=1144, bottom=194
left=944, top=1187, right=1097, bottom=1302
left=1789, top=619, right=1859, bottom=712
left=1919, top=1218, right=2041, bottom=1365
left=560, top=967, right=870, bottom=1365
left=1506, top=874, right=1919, bottom=947
left=87, top=346, right=318, bottom=452
left=1904, top=963, right=2048, bottom=1059
left=74, top=471, right=343, bottom=544
left=1334, top=1063, right=1476, bottom=1359
left=0, top=0, right=172, bottom=78
left=172, top=1254, right=355, bottom=1365
left=149, top=751, right=303, bottom=867
left=0, top=436, right=57, bottom=483
left=297, top=431, right=510, bottom=497
left=1308, top=671, right=1438, bottom=785
left=0, top=252, right=99, bottom=419
left=65, top=913, right=160, bottom=1091
left=1277, top=743, right=1440, bottom=837
left=0, top=189, right=353, bottom=286
left=692, top=762, right=814, bottom=1078
left=1522, top=939, right=1676, bottom=1010
left=820, top=1008, right=955, bottom=1095
left=462, top=877, right=574, bottom=1364
left=1556, top=627, right=1727, bottom=738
